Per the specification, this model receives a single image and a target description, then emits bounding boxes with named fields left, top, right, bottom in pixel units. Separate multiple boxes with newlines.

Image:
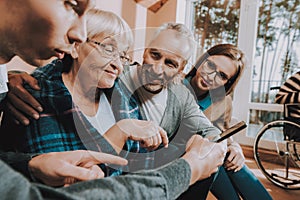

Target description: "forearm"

left=61, top=159, right=191, bottom=200
left=0, top=159, right=86, bottom=200
left=0, top=157, right=190, bottom=200
left=0, top=151, right=37, bottom=180
left=0, top=159, right=43, bottom=199
left=103, top=122, right=128, bottom=154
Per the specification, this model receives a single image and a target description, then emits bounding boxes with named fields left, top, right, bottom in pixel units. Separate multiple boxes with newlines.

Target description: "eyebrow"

left=149, top=48, right=181, bottom=68
left=206, top=59, right=217, bottom=68
left=165, top=58, right=179, bottom=68
left=207, top=59, right=230, bottom=78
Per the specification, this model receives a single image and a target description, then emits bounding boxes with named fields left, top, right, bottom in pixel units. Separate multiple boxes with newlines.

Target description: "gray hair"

left=86, top=9, right=133, bottom=52
left=149, top=22, right=196, bottom=59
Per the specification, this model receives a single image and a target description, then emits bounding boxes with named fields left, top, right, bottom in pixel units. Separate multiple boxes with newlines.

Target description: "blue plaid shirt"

left=110, top=78, right=156, bottom=171
left=1, top=59, right=130, bottom=176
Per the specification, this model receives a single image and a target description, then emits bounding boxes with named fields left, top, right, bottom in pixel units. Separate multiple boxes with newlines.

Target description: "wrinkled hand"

left=28, top=150, right=128, bottom=187
left=117, top=119, right=169, bottom=150
left=7, top=72, right=42, bottom=125
left=224, top=142, right=245, bottom=172
left=182, top=135, right=227, bottom=185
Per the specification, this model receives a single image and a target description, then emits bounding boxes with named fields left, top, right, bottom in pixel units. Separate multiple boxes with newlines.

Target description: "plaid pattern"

left=110, top=65, right=222, bottom=171
left=1, top=59, right=126, bottom=176
left=110, top=79, right=155, bottom=171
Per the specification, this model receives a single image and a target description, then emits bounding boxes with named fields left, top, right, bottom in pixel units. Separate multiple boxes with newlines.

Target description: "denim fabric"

left=211, top=165, right=272, bottom=200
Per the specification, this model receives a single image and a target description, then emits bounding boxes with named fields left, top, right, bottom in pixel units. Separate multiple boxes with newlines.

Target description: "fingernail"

left=23, top=119, right=29, bottom=125
left=37, top=107, right=43, bottom=112
left=33, top=114, right=39, bottom=120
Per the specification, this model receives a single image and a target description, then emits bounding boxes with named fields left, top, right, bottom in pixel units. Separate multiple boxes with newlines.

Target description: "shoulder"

left=167, top=83, right=198, bottom=109
left=288, top=71, right=300, bottom=85
left=29, top=59, right=65, bottom=91
left=169, top=83, right=196, bottom=99
left=285, top=71, right=300, bottom=83
left=25, top=59, right=71, bottom=108
left=31, top=59, right=64, bottom=82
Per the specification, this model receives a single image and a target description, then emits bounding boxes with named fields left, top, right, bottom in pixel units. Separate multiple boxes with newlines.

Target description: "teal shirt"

left=197, top=95, right=211, bottom=111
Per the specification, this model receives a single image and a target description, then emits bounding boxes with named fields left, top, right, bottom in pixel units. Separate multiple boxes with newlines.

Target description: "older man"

left=110, top=23, right=225, bottom=199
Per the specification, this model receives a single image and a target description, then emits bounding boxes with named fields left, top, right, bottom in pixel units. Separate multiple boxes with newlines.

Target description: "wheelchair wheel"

left=254, top=120, right=300, bottom=189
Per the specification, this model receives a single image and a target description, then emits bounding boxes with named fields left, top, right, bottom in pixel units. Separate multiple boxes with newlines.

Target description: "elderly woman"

left=0, top=9, right=168, bottom=176
left=184, top=44, right=272, bottom=199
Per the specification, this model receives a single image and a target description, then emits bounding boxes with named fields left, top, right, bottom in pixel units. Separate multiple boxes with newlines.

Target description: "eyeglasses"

left=201, top=59, right=229, bottom=84
left=87, top=38, right=131, bottom=65
left=119, top=53, right=131, bottom=66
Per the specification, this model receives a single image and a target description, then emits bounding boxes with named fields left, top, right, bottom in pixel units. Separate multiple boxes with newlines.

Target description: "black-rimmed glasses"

left=201, top=59, right=229, bottom=84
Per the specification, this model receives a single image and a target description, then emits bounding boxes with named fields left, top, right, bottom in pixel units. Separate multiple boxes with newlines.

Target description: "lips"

left=104, top=69, right=118, bottom=77
left=54, top=49, right=65, bottom=59
left=200, top=76, right=212, bottom=88
left=145, top=73, right=164, bottom=85
left=147, top=77, right=163, bottom=85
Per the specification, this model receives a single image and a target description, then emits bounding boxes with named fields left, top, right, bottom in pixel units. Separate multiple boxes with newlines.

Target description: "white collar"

left=0, top=64, right=8, bottom=93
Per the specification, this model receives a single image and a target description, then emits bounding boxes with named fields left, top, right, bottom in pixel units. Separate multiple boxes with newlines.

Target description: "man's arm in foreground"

left=0, top=157, right=189, bottom=200
left=1, top=135, right=225, bottom=200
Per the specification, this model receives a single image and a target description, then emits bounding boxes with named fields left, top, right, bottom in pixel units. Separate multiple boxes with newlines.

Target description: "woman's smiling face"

left=77, top=35, right=125, bottom=89
left=192, top=55, right=237, bottom=92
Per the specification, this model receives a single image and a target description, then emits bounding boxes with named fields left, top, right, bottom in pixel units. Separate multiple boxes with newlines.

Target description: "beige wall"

left=145, top=0, right=177, bottom=51
left=95, top=0, right=137, bottom=29
left=147, top=0, right=177, bottom=28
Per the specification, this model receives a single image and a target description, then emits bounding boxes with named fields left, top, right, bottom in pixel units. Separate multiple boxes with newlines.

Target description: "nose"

left=67, top=15, right=87, bottom=44
left=206, top=71, right=217, bottom=81
left=111, top=57, right=124, bottom=74
left=152, top=63, right=164, bottom=75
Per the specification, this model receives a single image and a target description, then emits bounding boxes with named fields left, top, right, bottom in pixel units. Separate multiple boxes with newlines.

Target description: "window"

left=249, top=0, right=300, bottom=138
left=184, top=0, right=299, bottom=146
left=252, top=0, right=300, bottom=105
left=190, top=0, right=241, bottom=55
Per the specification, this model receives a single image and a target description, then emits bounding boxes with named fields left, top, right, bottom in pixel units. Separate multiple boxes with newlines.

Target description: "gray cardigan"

left=119, top=65, right=221, bottom=141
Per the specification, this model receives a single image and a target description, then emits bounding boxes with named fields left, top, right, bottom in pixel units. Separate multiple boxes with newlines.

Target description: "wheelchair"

left=253, top=89, right=300, bottom=190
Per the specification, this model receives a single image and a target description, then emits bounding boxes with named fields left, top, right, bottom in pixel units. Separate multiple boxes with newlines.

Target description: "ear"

left=172, top=72, right=185, bottom=85
left=178, top=60, right=188, bottom=73
left=143, top=48, right=148, bottom=59
left=71, top=43, right=80, bottom=59
left=182, top=60, right=188, bottom=68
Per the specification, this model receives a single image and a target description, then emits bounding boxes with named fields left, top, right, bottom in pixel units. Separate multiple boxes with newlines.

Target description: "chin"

left=97, top=82, right=114, bottom=89
left=143, top=84, right=163, bottom=94
left=198, top=83, right=208, bottom=92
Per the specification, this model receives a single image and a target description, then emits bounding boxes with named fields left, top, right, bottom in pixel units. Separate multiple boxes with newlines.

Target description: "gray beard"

left=142, top=84, right=163, bottom=94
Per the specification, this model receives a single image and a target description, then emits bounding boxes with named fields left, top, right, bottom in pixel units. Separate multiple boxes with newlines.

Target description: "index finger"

left=83, top=151, right=128, bottom=166
left=59, top=162, right=104, bottom=182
